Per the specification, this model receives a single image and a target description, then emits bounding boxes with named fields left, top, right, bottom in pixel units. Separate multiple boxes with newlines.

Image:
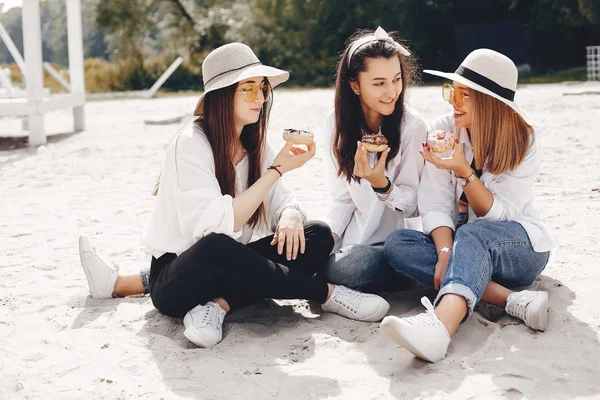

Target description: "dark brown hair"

left=153, top=79, right=272, bottom=228
left=333, top=29, right=418, bottom=183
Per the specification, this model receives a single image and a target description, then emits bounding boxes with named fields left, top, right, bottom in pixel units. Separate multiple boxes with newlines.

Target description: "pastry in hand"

left=282, top=128, right=314, bottom=145
left=361, top=133, right=388, bottom=153
left=427, top=129, right=455, bottom=153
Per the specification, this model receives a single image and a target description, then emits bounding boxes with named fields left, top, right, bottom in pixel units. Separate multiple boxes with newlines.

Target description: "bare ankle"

left=434, top=295, right=468, bottom=336
left=325, top=283, right=335, bottom=302
left=113, top=274, right=144, bottom=297
left=212, top=298, right=230, bottom=313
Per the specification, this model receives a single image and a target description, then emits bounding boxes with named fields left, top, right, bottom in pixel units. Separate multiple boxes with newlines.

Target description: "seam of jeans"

left=469, top=239, right=533, bottom=298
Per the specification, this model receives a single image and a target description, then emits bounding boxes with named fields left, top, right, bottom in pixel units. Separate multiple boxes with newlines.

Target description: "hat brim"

left=423, top=69, right=533, bottom=125
left=193, top=64, right=290, bottom=116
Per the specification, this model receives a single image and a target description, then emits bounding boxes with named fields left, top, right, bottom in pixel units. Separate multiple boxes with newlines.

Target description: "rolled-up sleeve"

left=385, top=113, right=427, bottom=216
left=263, top=144, right=307, bottom=231
left=419, top=162, right=456, bottom=234
left=323, top=111, right=356, bottom=237
left=418, top=116, right=457, bottom=234
left=173, top=134, right=242, bottom=242
left=476, top=140, right=540, bottom=222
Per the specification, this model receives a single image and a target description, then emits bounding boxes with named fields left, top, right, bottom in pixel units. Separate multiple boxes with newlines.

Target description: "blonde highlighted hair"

left=470, top=90, right=533, bottom=175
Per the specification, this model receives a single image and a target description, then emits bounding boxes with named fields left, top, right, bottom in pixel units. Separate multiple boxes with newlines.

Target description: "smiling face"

left=451, top=82, right=473, bottom=130
left=233, top=77, right=268, bottom=134
left=350, top=56, right=403, bottom=129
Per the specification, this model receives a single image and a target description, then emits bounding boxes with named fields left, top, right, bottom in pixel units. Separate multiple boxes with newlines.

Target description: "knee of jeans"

left=453, top=223, right=485, bottom=248
left=383, top=230, right=421, bottom=265
left=384, top=229, right=422, bottom=248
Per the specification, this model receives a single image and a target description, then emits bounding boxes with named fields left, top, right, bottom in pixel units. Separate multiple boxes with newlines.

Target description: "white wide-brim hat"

left=193, top=42, right=289, bottom=116
left=423, top=48, right=532, bottom=125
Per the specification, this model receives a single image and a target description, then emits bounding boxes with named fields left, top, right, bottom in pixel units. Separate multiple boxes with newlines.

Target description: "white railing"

left=587, top=46, right=600, bottom=81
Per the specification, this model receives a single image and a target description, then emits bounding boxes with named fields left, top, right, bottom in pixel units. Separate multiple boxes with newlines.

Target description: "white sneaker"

left=183, top=301, right=226, bottom=348
left=321, top=285, right=390, bottom=322
left=506, top=290, right=548, bottom=331
left=78, top=235, right=119, bottom=299
left=380, top=297, right=450, bottom=363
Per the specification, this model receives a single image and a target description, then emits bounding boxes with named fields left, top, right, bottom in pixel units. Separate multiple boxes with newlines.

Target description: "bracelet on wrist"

left=267, top=165, right=283, bottom=177
left=281, top=204, right=308, bottom=222
left=458, top=170, right=477, bottom=187
left=371, top=177, right=391, bottom=193
left=437, top=247, right=452, bottom=256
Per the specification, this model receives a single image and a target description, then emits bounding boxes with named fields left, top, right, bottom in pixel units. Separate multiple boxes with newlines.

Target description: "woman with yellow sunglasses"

left=382, top=49, right=557, bottom=362
left=78, top=43, right=390, bottom=348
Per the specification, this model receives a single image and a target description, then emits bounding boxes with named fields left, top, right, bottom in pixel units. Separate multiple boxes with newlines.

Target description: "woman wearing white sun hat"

left=381, top=48, right=558, bottom=362
left=78, top=42, right=390, bottom=348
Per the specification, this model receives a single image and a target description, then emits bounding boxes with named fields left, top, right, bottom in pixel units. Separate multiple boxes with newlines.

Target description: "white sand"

left=1, top=85, right=599, bottom=399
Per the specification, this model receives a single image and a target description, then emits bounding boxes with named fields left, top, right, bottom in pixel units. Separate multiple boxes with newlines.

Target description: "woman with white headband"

left=79, top=28, right=428, bottom=300
left=78, top=43, right=390, bottom=348
left=319, top=27, right=428, bottom=292
left=381, top=49, right=558, bottom=362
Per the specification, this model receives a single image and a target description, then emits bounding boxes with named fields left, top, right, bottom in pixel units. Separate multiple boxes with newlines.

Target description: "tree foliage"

left=1, top=0, right=598, bottom=88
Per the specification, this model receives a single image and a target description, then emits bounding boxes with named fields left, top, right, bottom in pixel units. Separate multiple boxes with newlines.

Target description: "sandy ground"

left=1, top=83, right=600, bottom=399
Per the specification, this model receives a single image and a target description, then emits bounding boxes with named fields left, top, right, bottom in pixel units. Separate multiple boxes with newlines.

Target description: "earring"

left=354, top=91, right=360, bottom=95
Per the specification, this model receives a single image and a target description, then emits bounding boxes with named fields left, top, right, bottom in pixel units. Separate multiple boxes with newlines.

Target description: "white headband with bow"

left=347, top=26, right=410, bottom=67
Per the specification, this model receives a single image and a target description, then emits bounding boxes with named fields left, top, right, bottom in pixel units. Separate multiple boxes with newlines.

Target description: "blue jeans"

left=320, top=244, right=412, bottom=293
left=383, top=221, right=550, bottom=320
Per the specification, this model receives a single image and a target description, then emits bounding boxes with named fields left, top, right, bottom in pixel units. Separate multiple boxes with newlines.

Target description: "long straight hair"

left=333, top=29, right=417, bottom=183
left=469, top=90, right=533, bottom=175
left=153, top=80, right=272, bottom=228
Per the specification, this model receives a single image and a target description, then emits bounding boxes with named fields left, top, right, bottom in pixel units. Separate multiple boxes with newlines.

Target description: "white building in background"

left=0, top=0, right=85, bottom=146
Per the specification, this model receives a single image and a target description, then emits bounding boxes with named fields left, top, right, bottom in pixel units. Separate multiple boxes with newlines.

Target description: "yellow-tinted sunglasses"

left=237, top=84, right=271, bottom=103
left=442, top=83, right=470, bottom=107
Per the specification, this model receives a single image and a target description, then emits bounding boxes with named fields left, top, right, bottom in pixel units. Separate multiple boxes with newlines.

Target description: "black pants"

left=149, top=221, right=335, bottom=318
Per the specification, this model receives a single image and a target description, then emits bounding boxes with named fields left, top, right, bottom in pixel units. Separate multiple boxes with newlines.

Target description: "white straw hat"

left=193, top=43, right=290, bottom=116
left=423, top=49, right=532, bottom=124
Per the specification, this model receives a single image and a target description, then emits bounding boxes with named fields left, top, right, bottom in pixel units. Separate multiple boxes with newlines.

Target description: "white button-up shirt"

left=142, top=122, right=303, bottom=259
left=323, top=107, right=428, bottom=251
left=419, top=114, right=557, bottom=253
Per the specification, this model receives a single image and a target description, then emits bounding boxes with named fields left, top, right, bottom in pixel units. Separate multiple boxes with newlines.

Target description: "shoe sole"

left=526, top=291, right=548, bottom=332
left=380, top=317, right=446, bottom=363
left=79, top=236, right=101, bottom=299
left=183, top=313, right=218, bottom=348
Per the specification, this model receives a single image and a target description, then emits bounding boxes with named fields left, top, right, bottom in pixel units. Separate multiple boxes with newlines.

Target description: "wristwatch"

left=458, top=170, right=477, bottom=187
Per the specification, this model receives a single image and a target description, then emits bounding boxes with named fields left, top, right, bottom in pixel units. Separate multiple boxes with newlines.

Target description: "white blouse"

left=142, top=122, right=303, bottom=259
left=323, top=106, right=428, bottom=251
left=418, top=114, right=558, bottom=253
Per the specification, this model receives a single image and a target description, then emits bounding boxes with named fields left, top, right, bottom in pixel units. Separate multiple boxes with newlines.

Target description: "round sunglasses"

left=236, top=84, right=271, bottom=103
left=442, top=83, right=470, bottom=107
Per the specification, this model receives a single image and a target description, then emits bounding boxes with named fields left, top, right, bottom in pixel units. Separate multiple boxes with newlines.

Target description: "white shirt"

left=419, top=114, right=558, bottom=253
left=142, top=122, right=303, bottom=259
left=323, top=107, right=428, bottom=251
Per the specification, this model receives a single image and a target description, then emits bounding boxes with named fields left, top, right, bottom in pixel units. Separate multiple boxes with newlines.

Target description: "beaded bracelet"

left=281, top=204, right=308, bottom=223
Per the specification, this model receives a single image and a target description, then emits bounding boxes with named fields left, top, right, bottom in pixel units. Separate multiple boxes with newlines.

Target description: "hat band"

left=455, top=65, right=515, bottom=101
left=204, top=61, right=263, bottom=86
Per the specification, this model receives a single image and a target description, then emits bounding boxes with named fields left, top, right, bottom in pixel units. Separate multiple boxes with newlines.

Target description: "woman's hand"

left=353, top=142, right=390, bottom=188
left=420, top=140, right=472, bottom=178
left=273, top=140, right=316, bottom=174
left=270, top=208, right=305, bottom=261
left=433, top=253, right=451, bottom=290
